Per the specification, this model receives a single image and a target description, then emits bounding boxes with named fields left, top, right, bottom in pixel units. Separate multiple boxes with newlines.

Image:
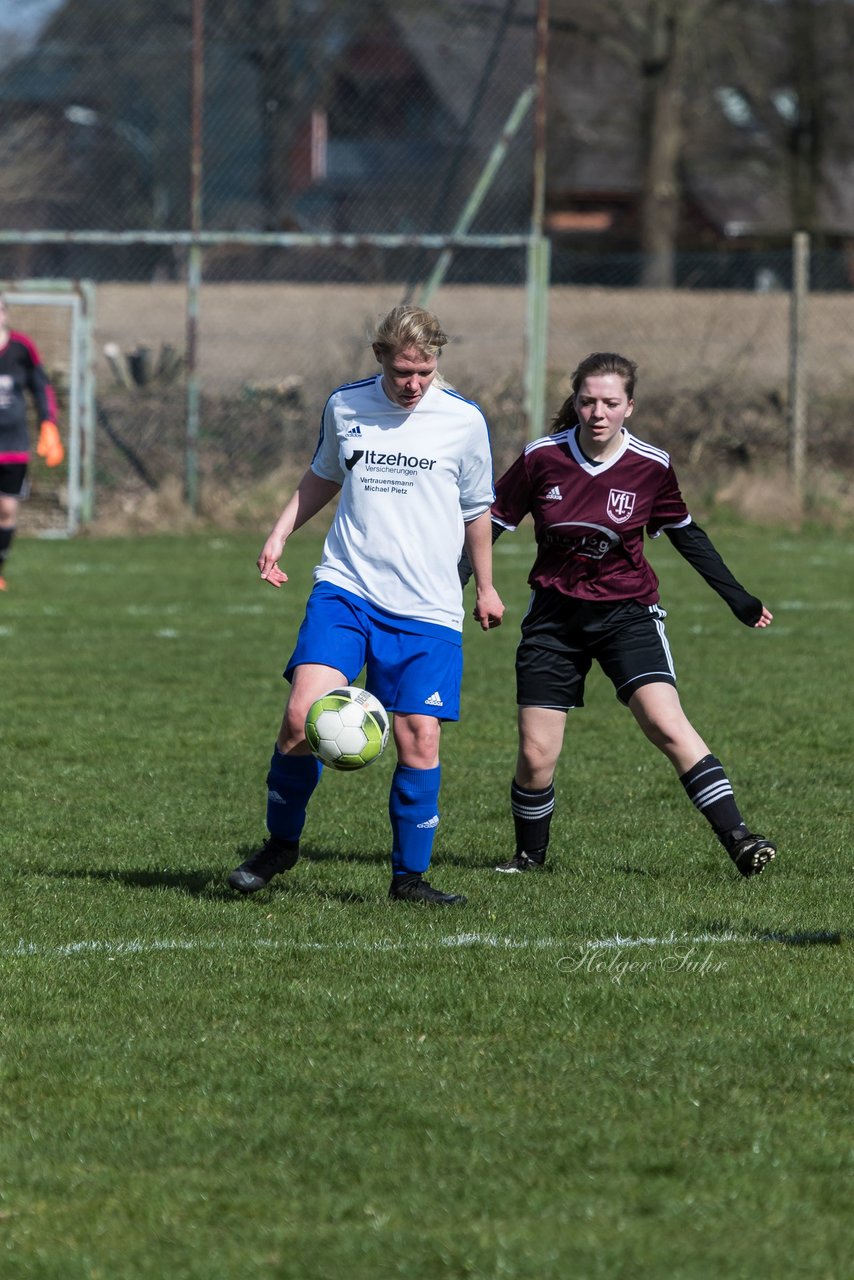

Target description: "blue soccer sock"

left=389, top=764, right=441, bottom=877
left=266, top=746, right=323, bottom=843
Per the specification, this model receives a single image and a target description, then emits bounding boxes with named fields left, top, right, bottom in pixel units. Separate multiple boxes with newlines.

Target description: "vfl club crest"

left=607, top=489, right=636, bottom=524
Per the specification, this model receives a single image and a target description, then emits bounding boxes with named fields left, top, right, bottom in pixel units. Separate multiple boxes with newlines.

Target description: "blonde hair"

left=372, top=304, right=452, bottom=389
left=373, top=305, right=449, bottom=359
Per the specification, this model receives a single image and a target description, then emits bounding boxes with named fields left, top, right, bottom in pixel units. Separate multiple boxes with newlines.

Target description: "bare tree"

left=710, top=0, right=854, bottom=241
left=605, top=0, right=737, bottom=285
left=635, top=2, right=690, bottom=286
left=547, top=0, right=736, bottom=284
left=213, top=0, right=355, bottom=231
left=211, top=0, right=457, bottom=233
left=551, top=0, right=854, bottom=280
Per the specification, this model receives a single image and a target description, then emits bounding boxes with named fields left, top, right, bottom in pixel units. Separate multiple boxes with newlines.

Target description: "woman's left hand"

left=473, top=585, right=505, bottom=631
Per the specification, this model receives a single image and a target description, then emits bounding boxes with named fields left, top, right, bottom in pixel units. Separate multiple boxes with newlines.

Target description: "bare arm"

left=463, top=510, right=505, bottom=630
left=258, top=467, right=342, bottom=587
left=458, top=518, right=504, bottom=587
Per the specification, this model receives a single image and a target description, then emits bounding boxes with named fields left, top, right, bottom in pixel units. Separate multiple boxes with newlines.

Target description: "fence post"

left=524, top=0, right=550, bottom=441
left=185, top=0, right=205, bottom=513
left=80, top=280, right=97, bottom=524
left=788, top=230, right=809, bottom=506
left=524, top=235, right=550, bottom=439
left=185, top=246, right=202, bottom=513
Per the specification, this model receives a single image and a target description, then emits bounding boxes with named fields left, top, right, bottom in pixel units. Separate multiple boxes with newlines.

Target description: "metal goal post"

left=1, top=278, right=96, bottom=536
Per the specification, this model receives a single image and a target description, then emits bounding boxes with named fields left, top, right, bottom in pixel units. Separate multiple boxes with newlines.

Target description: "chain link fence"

left=0, top=2, right=538, bottom=263
left=1, top=1, right=852, bottom=529
left=89, top=248, right=537, bottom=528
left=4, top=239, right=854, bottom=532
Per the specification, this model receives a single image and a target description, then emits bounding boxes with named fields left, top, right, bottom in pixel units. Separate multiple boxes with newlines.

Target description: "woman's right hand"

left=257, top=534, right=288, bottom=587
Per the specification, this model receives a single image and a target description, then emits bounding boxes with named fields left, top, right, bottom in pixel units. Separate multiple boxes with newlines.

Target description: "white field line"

left=1, top=930, right=787, bottom=962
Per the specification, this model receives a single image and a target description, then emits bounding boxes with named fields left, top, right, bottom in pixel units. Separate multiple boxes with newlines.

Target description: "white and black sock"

left=679, top=754, right=747, bottom=849
left=510, top=779, right=555, bottom=865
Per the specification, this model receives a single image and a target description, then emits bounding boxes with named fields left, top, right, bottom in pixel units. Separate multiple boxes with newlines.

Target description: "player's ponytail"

left=551, top=396, right=579, bottom=434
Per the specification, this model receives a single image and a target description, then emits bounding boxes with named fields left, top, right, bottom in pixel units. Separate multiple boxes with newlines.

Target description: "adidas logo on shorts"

left=424, top=691, right=444, bottom=707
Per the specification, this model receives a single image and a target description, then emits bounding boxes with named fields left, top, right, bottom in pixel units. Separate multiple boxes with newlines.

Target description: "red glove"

left=37, top=421, right=64, bottom=468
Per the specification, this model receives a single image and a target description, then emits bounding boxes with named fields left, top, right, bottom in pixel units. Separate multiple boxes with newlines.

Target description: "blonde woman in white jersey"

left=228, top=305, right=504, bottom=905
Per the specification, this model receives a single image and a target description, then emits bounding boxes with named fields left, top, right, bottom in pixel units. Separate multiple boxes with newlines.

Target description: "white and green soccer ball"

left=304, top=686, right=390, bottom=771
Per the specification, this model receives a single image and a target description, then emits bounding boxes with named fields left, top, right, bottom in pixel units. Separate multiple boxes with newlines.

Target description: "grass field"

left=0, top=523, right=850, bottom=1279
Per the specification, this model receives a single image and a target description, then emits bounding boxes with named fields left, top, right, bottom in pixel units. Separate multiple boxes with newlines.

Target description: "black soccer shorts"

left=515, top=588, right=677, bottom=709
left=0, top=463, right=28, bottom=499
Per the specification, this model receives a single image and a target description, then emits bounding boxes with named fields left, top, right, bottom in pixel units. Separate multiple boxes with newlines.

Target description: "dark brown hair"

left=551, top=352, right=638, bottom=433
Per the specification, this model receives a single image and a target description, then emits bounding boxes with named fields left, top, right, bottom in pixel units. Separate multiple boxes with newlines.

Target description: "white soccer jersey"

left=310, top=374, right=495, bottom=631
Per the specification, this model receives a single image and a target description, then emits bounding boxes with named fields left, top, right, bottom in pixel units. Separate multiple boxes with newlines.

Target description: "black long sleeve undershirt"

left=663, top=522, right=763, bottom=626
left=458, top=518, right=763, bottom=627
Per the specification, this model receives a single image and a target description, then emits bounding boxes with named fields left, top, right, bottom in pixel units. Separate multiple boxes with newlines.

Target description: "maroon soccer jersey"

left=492, top=426, right=692, bottom=605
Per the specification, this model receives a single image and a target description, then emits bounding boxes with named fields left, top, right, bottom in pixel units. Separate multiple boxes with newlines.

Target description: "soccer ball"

left=304, top=686, right=390, bottom=771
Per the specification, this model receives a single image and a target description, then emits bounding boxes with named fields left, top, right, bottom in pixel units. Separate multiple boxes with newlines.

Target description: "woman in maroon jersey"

left=488, top=351, right=775, bottom=879
left=0, top=294, right=63, bottom=590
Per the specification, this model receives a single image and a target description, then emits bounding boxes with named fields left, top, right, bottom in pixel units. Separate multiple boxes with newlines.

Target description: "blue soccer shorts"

left=285, top=583, right=463, bottom=720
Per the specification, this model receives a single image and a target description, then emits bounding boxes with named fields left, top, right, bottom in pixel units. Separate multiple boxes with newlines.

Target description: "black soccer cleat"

left=495, top=852, right=545, bottom=873
left=729, top=834, right=776, bottom=878
left=388, top=875, right=466, bottom=906
left=227, top=836, right=300, bottom=893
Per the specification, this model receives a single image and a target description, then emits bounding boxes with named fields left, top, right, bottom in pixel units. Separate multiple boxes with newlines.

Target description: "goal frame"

left=2, top=278, right=96, bottom=536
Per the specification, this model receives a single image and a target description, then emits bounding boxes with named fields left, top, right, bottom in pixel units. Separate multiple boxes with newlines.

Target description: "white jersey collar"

left=568, top=426, right=630, bottom=474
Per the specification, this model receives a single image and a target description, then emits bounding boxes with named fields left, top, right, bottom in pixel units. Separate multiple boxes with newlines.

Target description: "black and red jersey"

left=0, top=330, right=58, bottom=461
left=492, top=426, right=692, bottom=606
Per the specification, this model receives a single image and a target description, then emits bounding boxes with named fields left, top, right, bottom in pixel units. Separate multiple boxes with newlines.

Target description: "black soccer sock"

left=0, top=526, right=15, bottom=571
left=510, top=779, right=555, bottom=864
left=679, top=754, right=748, bottom=849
